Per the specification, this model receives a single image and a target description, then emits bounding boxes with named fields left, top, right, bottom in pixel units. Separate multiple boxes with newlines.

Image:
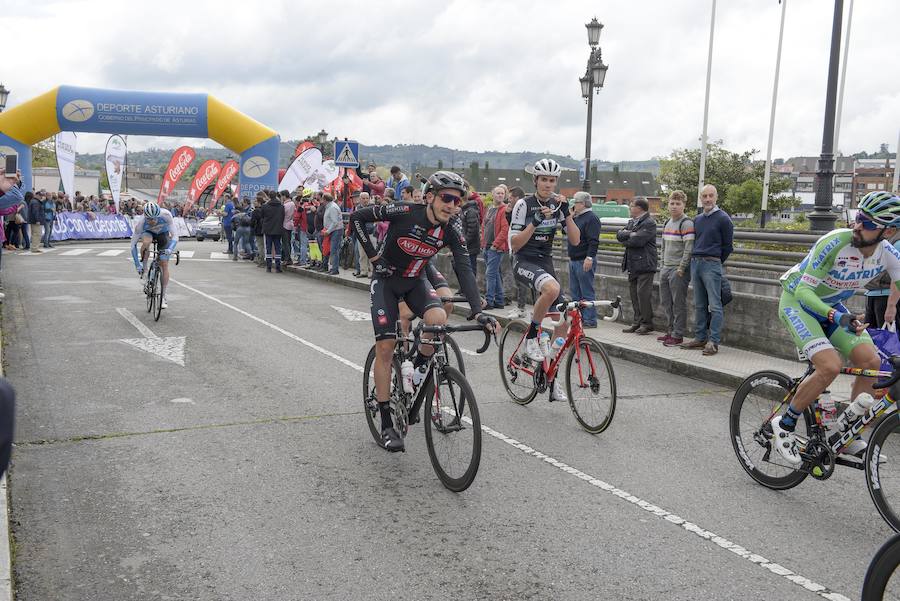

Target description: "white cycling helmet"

left=144, top=202, right=161, bottom=218
left=526, top=158, right=562, bottom=179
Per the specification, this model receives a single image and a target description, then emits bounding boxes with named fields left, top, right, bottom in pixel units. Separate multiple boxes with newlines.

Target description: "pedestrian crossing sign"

left=334, top=140, right=360, bottom=168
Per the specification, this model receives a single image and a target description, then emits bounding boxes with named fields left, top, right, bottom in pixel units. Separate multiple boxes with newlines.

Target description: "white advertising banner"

left=55, top=131, right=77, bottom=199
left=105, top=135, right=126, bottom=212
left=279, top=147, right=322, bottom=194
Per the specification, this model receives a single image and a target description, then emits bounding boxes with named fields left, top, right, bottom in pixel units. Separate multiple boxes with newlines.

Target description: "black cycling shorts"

left=142, top=230, right=170, bottom=252
left=371, top=275, right=443, bottom=340
left=424, top=262, right=449, bottom=291
left=513, top=256, right=564, bottom=306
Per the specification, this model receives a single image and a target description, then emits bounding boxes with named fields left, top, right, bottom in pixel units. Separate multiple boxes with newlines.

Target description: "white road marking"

left=115, top=307, right=185, bottom=366
left=116, top=307, right=158, bottom=339
left=209, top=252, right=230, bottom=260
left=170, top=397, right=195, bottom=404
left=178, top=250, right=195, bottom=258
left=97, top=249, right=125, bottom=257
left=170, top=280, right=363, bottom=372
left=460, top=348, right=479, bottom=356
left=59, top=249, right=94, bottom=256
left=167, top=280, right=850, bottom=600
left=331, top=305, right=371, bottom=321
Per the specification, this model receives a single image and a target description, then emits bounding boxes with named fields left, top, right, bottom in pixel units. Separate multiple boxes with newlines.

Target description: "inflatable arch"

left=0, top=85, right=279, bottom=198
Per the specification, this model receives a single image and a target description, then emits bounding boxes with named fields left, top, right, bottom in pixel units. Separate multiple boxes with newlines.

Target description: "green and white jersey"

left=780, top=229, right=900, bottom=320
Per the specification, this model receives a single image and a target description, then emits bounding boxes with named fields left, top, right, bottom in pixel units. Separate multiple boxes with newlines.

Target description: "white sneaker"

left=770, top=415, right=802, bottom=466
left=161, top=297, right=169, bottom=309
left=551, top=379, right=568, bottom=402
left=507, top=308, right=526, bottom=319
left=524, top=337, right=544, bottom=362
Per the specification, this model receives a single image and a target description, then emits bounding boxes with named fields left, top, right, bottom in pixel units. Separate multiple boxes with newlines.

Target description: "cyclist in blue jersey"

left=131, top=202, right=179, bottom=309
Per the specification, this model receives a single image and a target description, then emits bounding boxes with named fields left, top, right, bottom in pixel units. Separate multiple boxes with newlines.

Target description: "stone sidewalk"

left=284, top=263, right=858, bottom=400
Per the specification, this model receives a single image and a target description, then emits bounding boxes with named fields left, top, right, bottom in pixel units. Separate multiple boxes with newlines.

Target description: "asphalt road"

left=1, top=240, right=895, bottom=601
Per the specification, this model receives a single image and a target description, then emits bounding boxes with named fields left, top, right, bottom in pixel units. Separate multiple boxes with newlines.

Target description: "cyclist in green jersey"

left=772, top=191, right=900, bottom=466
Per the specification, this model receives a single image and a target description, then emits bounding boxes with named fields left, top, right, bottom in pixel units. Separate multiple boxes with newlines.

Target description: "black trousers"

left=628, top=272, right=654, bottom=327
left=866, top=295, right=900, bottom=329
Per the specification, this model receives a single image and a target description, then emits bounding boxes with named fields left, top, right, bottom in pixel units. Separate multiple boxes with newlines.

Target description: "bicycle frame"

left=767, top=363, right=898, bottom=460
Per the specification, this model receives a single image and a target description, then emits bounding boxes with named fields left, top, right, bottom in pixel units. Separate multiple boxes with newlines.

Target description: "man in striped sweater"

left=657, top=191, right=694, bottom=346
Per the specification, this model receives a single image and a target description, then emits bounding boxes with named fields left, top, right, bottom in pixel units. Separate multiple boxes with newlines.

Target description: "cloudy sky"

left=4, top=0, right=898, bottom=161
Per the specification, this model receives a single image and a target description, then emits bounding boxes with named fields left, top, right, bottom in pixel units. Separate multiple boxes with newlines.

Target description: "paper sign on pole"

left=55, top=132, right=77, bottom=199
left=105, top=135, right=126, bottom=212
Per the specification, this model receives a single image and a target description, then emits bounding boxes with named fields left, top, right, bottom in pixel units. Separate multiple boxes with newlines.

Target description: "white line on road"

left=167, top=280, right=849, bottom=601
left=59, top=249, right=94, bottom=256
left=97, top=250, right=125, bottom=257
left=115, top=307, right=159, bottom=339
left=178, top=250, right=195, bottom=258
left=170, top=279, right=363, bottom=372
left=459, top=348, right=479, bottom=356
left=209, top=252, right=230, bottom=260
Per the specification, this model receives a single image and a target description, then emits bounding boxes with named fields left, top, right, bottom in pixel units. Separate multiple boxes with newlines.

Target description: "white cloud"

left=2, top=0, right=898, bottom=162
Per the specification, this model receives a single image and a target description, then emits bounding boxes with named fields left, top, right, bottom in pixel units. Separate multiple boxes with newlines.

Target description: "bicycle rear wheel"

left=424, top=365, right=481, bottom=492
left=867, top=413, right=900, bottom=533
left=153, top=268, right=164, bottom=321
left=862, top=532, right=900, bottom=600
left=362, top=345, right=402, bottom=447
left=565, top=336, right=616, bottom=434
left=730, top=370, right=809, bottom=490
left=498, top=320, right=538, bottom=405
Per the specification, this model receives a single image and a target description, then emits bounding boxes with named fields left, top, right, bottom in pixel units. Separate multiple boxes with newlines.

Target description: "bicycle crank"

left=801, top=440, right=836, bottom=480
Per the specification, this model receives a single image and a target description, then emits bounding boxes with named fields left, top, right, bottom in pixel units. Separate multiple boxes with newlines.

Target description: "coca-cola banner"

left=212, top=160, right=239, bottom=207
left=187, top=160, right=221, bottom=206
left=55, top=131, right=77, bottom=199
left=157, top=146, right=196, bottom=203
left=105, top=135, right=126, bottom=212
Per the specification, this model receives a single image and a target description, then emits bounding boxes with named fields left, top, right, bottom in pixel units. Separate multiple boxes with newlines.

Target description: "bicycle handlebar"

left=874, top=356, right=900, bottom=390
left=416, top=322, right=494, bottom=354
left=544, top=296, right=622, bottom=327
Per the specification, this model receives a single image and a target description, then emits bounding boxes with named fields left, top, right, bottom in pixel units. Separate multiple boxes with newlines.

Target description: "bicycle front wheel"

left=153, top=268, right=164, bottom=321
left=362, top=345, right=402, bottom=448
left=442, top=334, right=466, bottom=375
left=867, top=413, right=900, bottom=533
left=145, top=268, right=155, bottom=314
left=565, top=336, right=616, bottom=434
left=862, top=533, right=900, bottom=600
left=730, top=370, right=808, bottom=490
left=498, top=320, right=538, bottom=405
left=424, top=365, right=481, bottom=492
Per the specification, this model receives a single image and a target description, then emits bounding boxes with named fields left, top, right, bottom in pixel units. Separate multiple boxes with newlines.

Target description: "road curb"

left=0, top=324, right=10, bottom=601
left=282, top=266, right=744, bottom=391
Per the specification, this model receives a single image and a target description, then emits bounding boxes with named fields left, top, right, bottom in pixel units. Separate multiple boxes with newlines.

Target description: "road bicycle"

left=142, top=246, right=179, bottom=322
left=362, top=319, right=494, bottom=492
left=731, top=356, right=900, bottom=531
left=498, top=297, right=621, bottom=434
left=401, top=294, right=474, bottom=376
left=863, top=532, right=900, bottom=600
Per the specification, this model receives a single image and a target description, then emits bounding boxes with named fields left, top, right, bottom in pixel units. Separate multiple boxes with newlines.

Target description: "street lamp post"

left=0, top=84, right=10, bottom=112
left=316, top=129, right=328, bottom=155
left=809, top=0, right=844, bottom=232
left=580, top=17, right=608, bottom=193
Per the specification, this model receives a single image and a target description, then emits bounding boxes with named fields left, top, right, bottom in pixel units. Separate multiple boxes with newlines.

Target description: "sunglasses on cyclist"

left=856, top=213, right=885, bottom=231
left=437, top=193, right=462, bottom=206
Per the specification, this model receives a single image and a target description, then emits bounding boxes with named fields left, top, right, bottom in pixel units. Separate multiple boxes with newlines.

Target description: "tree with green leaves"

left=657, top=140, right=798, bottom=217
left=31, top=139, right=56, bottom=168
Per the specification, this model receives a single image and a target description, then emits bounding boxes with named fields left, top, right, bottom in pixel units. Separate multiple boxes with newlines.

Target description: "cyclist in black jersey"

left=350, top=170, right=497, bottom=452
left=508, top=158, right=581, bottom=401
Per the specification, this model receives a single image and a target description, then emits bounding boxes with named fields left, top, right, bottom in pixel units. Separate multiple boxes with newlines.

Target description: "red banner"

left=211, top=160, right=239, bottom=208
left=157, top=146, right=196, bottom=203
left=294, top=140, right=315, bottom=158
left=187, top=160, right=222, bottom=206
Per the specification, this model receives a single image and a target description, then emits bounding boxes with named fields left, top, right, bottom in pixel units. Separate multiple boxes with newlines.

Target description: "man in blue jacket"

left=222, top=194, right=235, bottom=253
left=568, top=192, right=602, bottom=327
left=680, top=184, right=734, bottom=356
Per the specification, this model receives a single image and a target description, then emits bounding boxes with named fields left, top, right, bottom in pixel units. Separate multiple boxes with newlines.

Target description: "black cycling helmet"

left=425, top=170, right=468, bottom=195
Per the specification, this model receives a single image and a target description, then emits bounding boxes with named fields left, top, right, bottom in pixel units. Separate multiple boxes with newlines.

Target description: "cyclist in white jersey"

left=131, top=202, right=178, bottom=309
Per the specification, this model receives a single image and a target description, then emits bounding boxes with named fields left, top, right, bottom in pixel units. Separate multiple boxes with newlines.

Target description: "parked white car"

left=195, top=216, right=222, bottom=241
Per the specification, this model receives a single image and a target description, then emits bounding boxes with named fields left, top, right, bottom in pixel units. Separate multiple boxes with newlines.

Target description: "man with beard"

left=769, top=190, right=900, bottom=467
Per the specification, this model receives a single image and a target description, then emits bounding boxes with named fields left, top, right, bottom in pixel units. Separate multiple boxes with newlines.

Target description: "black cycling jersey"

left=508, top=194, right=565, bottom=261
left=350, top=202, right=481, bottom=314
left=424, top=260, right=449, bottom=290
